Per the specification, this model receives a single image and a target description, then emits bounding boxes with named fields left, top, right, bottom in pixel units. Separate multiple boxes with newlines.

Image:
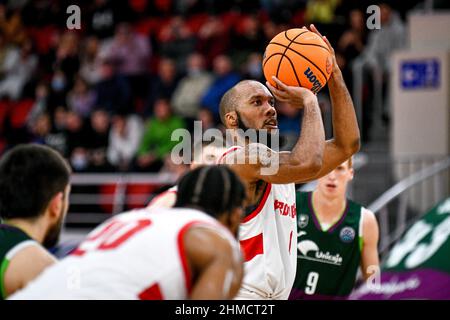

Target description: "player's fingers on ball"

left=310, top=24, right=322, bottom=37
left=266, top=81, right=278, bottom=93
left=267, top=83, right=289, bottom=100
left=273, top=94, right=289, bottom=102
left=272, top=76, right=290, bottom=92
left=270, top=88, right=289, bottom=100
left=322, top=36, right=334, bottom=53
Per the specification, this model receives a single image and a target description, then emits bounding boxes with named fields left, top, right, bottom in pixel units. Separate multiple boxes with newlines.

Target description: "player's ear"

left=47, top=191, right=64, bottom=221
left=225, top=111, right=238, bottom=128
left=349, top=167, right=354, bottom=181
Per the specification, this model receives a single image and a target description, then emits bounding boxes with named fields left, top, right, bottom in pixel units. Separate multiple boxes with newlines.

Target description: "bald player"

left=217, top=24, right=360, bottom=300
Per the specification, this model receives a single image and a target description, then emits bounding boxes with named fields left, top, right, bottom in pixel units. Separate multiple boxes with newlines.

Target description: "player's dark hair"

left=0, top=144, right=71, bottom=220
left=175, top=165, right=246, bottom=218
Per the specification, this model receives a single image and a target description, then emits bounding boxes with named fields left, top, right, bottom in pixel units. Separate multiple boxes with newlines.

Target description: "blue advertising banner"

left=401, top=59, right=440, bottom=90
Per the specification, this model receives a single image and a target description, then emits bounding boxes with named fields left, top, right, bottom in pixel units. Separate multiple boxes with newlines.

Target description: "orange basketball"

left=262, top=28, right=333, bottom=94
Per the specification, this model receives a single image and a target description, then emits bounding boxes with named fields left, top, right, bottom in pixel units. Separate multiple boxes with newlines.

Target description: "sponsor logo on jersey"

left=298, top=214, right=309, bottom=229
left=339, top=226, right=355, bottom=243
left=297, top=232, right=343, bottom=266
left=304, top=67, right=322, bottom=93
left=274, top=200, right=296, bottom=219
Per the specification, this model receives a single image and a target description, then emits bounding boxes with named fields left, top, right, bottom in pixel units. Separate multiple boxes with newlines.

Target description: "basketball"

left=262, top=28, right=333, bottom=94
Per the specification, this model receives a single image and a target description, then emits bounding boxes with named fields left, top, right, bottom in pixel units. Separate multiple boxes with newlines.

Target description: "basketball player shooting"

left=218, top=24, right=361, bottom=300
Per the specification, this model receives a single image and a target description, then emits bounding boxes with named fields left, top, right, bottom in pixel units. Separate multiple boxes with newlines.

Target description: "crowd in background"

left=0, top=0, right=426, bottom=173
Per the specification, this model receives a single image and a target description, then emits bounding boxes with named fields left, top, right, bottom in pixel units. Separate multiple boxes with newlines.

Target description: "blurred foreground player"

left=289, top=158, right=379, bottom=299
left=0, top=144, right=71, bottom=299
left=350, top=196, right=450, bottom=300
left=10, top=166, right=245, bottom=300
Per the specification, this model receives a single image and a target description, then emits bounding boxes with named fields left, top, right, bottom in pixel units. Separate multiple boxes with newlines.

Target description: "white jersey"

left=10, top=208, right=239, bottom=300
left=219, top=146, right=297, bottom=300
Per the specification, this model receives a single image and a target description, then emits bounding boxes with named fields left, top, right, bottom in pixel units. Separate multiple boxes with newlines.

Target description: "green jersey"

left=0, top=224, right=36, bottom=299
left=351, top=197, right=450, bottom=299
left=289, top=191, right=364, bottom=299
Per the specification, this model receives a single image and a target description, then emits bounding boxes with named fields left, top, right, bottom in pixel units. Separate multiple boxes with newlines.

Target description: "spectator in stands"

left=105, top=22, right=151, bottom=98
left=0, top=39, right=37, bottom=100
left=107, top=109, right=143, bottom=171
left=27, top=82, right=49, bottom=129
left=197, top=108, right=216, bottom=131
left=135, top=99, right=185, bottom=172
left=158, top=16, right=196, bottom=70
left=360, top=2, right=406, bottom=75
left=358, top=2, right=406, bottom=138
left=0, top=5, right=27, bottom=46
left=276, top=101, right=301, bottom=151
left=66, top=76, right=97, bottom=119
left=305, top=0, right=340, bottom=24
left=230, top=15, right=265, bottom=67
left=144, top=57, right=178, bottom=117
left=30, top=113, right=51, bottom=145
left=196, top=16, right=230, bottom=67
left=201, top=55, right=240, bottom=122
left=171, top=53, right=213, bottom=122
left=94, top=58, right=131, bottom=114
left=65, top=111, right=90, bottom=171
left=85, top=108, right=113, bottom=172
left=46, top=106, right=68, bottom=156
left=106, top=23, right=151, bottom=78
left=240, top=52, right=264, bottom=82
left=87, top=0, right=120, bottom=39
left=338, top=9, right=367, bottom=66
left=47, top=69, right=69, bottom=114
left=337, top=8, right=368, bottom=86
left=54, top=32, right=80, bottom=89
left=79, top=36, right=103, bottom=86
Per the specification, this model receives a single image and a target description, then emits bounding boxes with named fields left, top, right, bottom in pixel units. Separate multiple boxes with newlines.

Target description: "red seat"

left=186, top=14, right=209, bottom=34
left=10, top=99, right=34, bottom=128
left=99, top=183, right=117, bottom=214
left=126, top=184, right=159, bottom=209
left=0, top=100, right=10, bottom=130
left=133, top=17, right=161, bottom=36
left=27, top=26, right=59, bottom=55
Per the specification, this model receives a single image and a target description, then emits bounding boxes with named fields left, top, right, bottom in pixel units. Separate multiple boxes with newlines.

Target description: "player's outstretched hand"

left=267, top=76, right=317, bottom=109
left=307, top=24, right=339, bottom=75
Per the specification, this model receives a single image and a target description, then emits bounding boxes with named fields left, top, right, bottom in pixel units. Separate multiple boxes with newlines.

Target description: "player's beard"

left=235, top=111, right=278, bottom=149
left=42, top=203, right=66, bottom=249
left=236, top=111, right=252, bottom=132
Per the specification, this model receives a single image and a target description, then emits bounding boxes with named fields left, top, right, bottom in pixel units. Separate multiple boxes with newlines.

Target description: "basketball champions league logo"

left=170, top=121, right=281, bottom=175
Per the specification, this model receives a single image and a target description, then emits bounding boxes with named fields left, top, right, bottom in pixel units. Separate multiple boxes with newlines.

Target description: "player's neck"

left=4, top=218, right=47, bottom=244
left=312, top=190, right=346, bottom=221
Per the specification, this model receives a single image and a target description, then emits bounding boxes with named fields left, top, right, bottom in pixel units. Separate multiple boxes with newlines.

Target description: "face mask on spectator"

left=52, top=76, right=67, bottom=92
left=188, top=67, right=202, bottom=77
left=248, top=61, right=262, bottom=79
left=71, top=152, right=88, bottom=171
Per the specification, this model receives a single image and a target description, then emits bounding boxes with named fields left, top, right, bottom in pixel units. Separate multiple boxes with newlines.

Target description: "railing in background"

left=368, top=156, right=450, bottom=259
left=67, top=173, right=178, bottom=225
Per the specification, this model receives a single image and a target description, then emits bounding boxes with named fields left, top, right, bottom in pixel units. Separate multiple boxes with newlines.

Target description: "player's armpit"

left=360, top=209, right=380, bottom=281
left=4, top=245, right=57, bottom=297
left=223, top=144, right=322, bottom=184
left=183, top=227, right=243, bottom=300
